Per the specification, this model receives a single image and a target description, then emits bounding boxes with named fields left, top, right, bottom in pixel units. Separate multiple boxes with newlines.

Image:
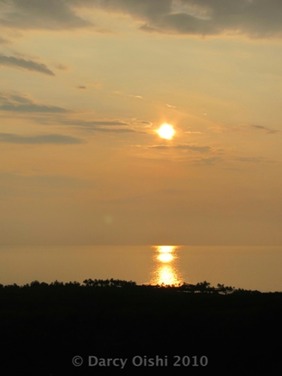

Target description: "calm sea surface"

left=0, top=245, right=281, bottom=292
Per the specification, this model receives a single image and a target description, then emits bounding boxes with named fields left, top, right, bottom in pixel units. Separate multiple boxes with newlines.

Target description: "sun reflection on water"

left=151, top=245, right=183, bottom=286
left=157, top=252, right=174, bottom=263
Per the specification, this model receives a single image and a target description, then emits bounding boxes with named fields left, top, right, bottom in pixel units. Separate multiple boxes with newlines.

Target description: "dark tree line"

left=0, top=277, right=281, bottom=375
left=0, top=278, right=263, bottom=295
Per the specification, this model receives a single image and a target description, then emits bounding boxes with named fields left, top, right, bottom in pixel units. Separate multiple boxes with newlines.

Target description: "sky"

left=1, top=0, right=282, bottom=246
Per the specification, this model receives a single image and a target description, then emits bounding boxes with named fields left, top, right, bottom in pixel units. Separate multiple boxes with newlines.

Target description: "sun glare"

left=156, top=123, right=175, bottom=140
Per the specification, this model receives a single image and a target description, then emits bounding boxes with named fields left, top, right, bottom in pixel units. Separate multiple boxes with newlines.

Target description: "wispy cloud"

left=166, top=103, right=177, bottom=109
left=0, top=37, right=9, bottom=44
left=63, top=119, right=128, bottom=127
left=235, top=156, right=266, bottom=164
left=148, top=143, right=213, bottom=153
left=61, top=118, right=136, bottom=133
left=194, top=156, right=222, bottom=166
left=135, top=142, right=223, bottom=165
left=129, top=94, right=143, bottom=100
left=0, top=173, right=95, bottom=197
left=250, top=124, right=279, bottom=134
left=0, top=54, right=55, bottom=76
left=76, top=0, right=282, bottom=38
left=113, top=90, right=144, bottom=101
left=2, top=0, right=282, bottom=37
left=0, top=133, right=83, bottom=145
left=90, top=127, right=135, bottom=133
left=185, top=130, right=203, bottom=135
left=0, top=92, right=67, bottom=113
left=0, top=0, right=90, bottom=30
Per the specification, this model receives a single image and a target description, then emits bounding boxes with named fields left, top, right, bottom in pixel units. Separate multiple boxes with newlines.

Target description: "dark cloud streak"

left=61, top=118, right=135, bottom=133
left=90, top=127, right=135, bottom=133
left=0, top=0, right=90, bottom=29
left=250, top=124, right=279, bottom=134
left=0, top=54, right=54, bottom=76
left=149, top=144, right=213, bottom=153
left=0, top=92, right=67, bottom=113
left=0, top=133, right=83, bottom=144
left=63, top=119, right=128, bottom=127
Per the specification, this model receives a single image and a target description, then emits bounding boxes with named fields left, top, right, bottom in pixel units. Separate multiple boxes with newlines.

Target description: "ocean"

left=0, top=244, right=281, bottom=292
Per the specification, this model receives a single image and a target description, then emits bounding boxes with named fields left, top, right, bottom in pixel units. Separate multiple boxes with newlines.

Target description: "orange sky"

left=1, top=0, right=282, bottom=245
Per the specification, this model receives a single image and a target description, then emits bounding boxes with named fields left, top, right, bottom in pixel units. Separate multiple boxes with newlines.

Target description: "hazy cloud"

left=1, top=0, right=281, bottom=37
left=76, top=0, right=282, bottom=38
left=0, top=54, right=54, bottom=75
left=63, top=119, right=128, bottom=127
left=129, top=94, right=143, bottom=100
left=55, top=63, right=69, bottom=71
left=149, top=144, right=213, bottom=153
left=0, top=173, right=94, bottom=198
left=0, top=132, right=83, bottom=144
left=166, top=103, right=177, bottom=109
left=90, top=127, right=135, bottom=133
left=195, top=156, right=222, bottom=165
left=61, top=118, right=135, bottom=133
left=0, top=36, right=9, bottom=44
left=235, top=156, right=266, bottom=163
left=138, top=143, right=223, bottom=165
left=185, top=130, right=203, bottom=135
left=0, top=92, right=67, bottom=113
left=0, top=0, right=90, bottom=29
left=250, top=124, right=279, bottom=134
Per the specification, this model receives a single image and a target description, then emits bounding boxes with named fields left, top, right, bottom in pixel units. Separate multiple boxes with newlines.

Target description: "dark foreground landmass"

left=0, top=279, right=281, bottom=375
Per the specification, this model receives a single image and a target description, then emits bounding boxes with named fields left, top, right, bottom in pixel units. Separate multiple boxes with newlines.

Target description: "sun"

left=156, top=123, right=175, bottom=140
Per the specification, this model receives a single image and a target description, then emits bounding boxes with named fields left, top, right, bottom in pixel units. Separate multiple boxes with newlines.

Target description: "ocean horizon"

left=1, top=244, right=281, bottom=292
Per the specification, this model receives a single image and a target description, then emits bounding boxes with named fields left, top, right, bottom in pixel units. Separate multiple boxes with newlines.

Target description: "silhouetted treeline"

left=0, top=279, right=281, bottom=375
left=0, top=278, right=264, bottom=294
